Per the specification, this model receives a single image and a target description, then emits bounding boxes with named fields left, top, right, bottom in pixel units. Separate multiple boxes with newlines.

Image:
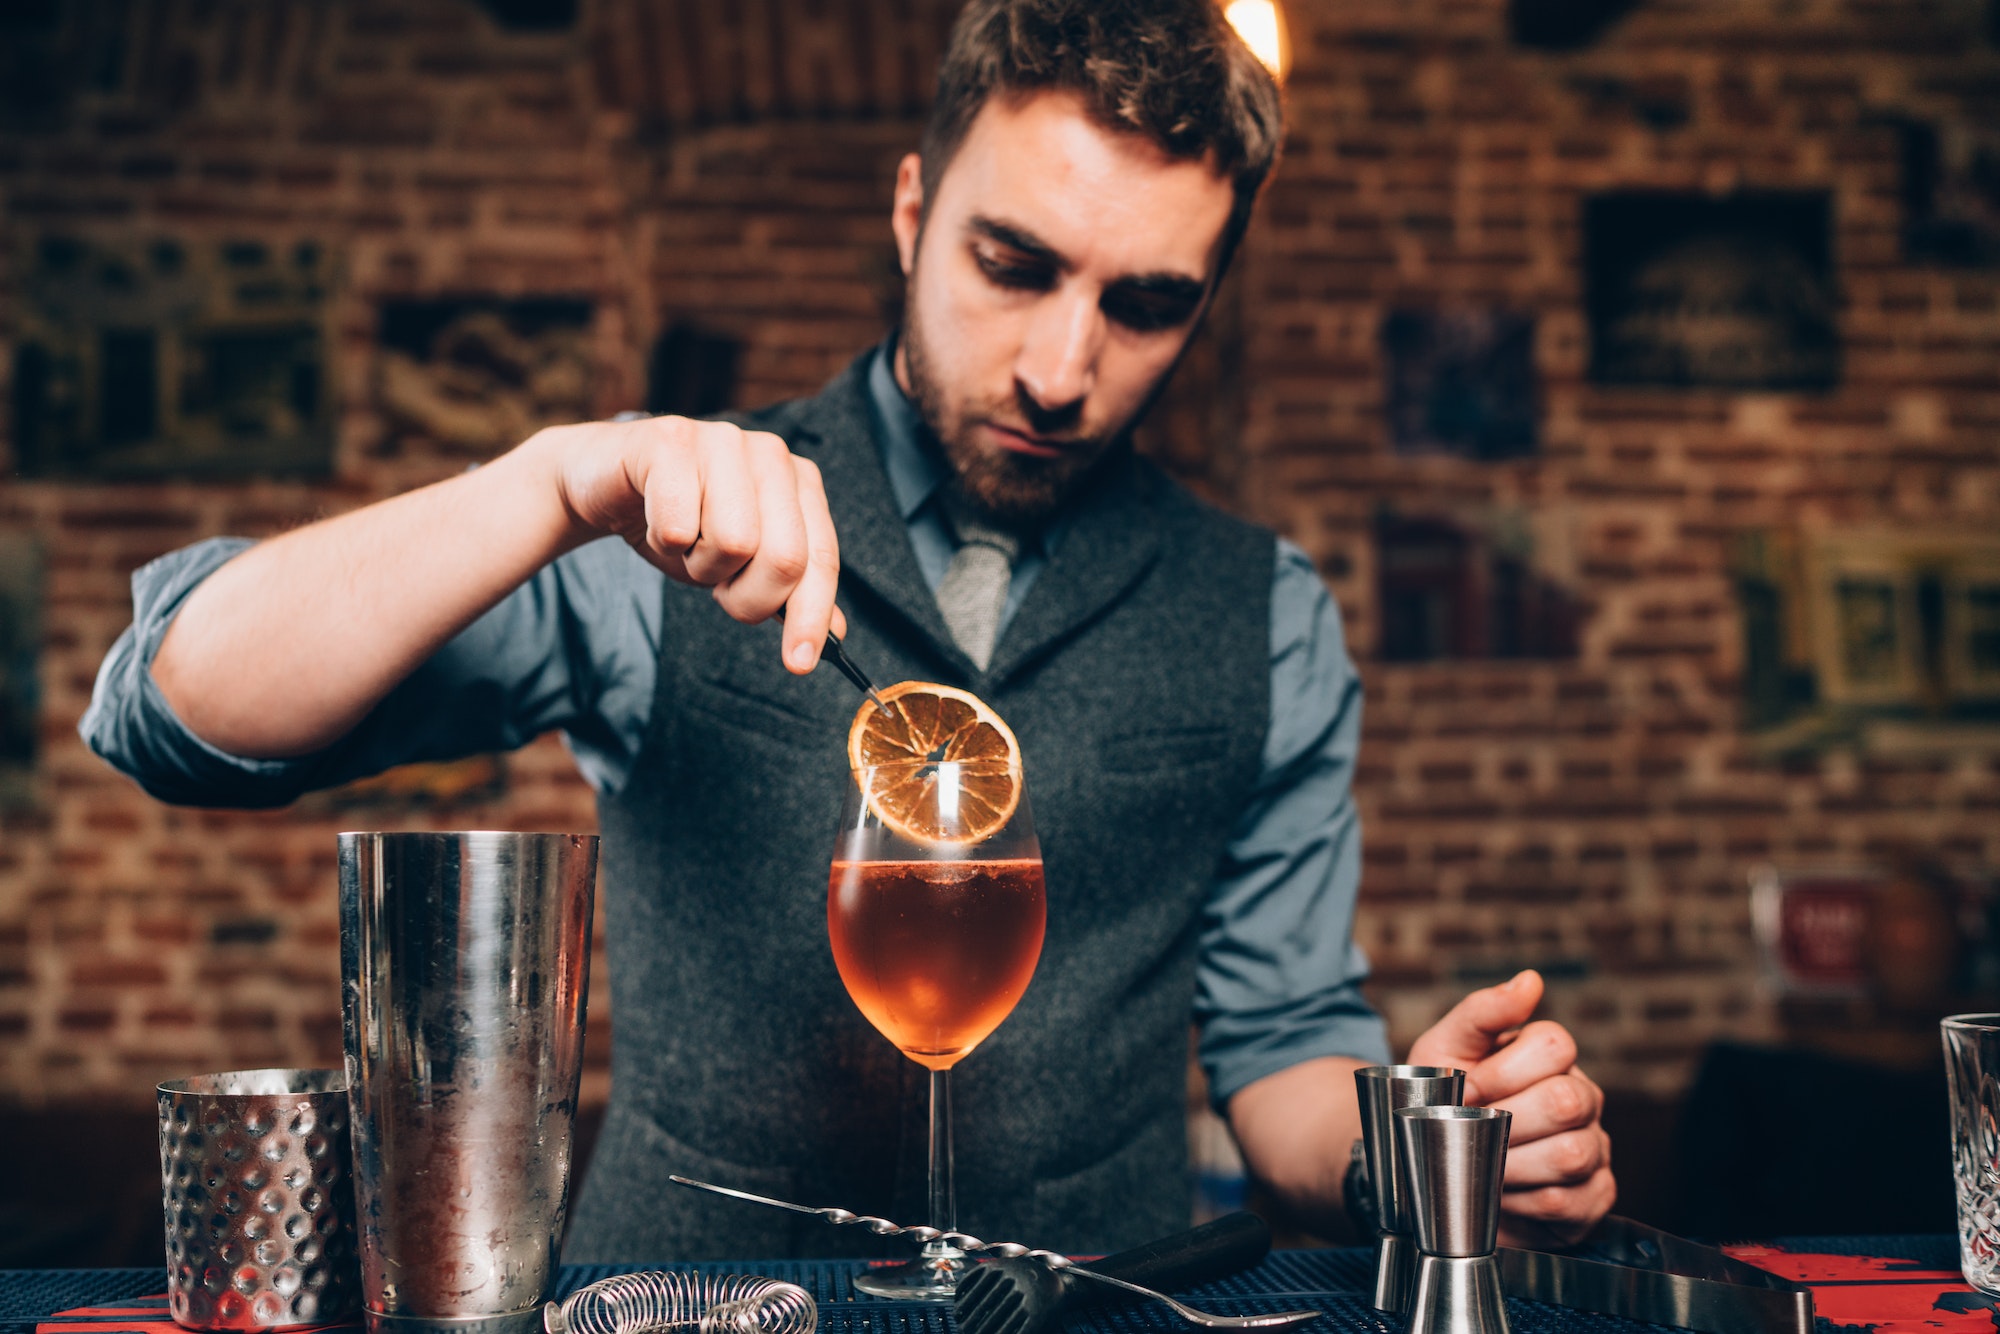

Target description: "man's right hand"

left=154, top=414, right=844, bottom=761
left=533, top=417, right=845, bottom=673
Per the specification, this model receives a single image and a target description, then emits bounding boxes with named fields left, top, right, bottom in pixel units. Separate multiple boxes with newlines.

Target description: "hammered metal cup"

left=158, top=1069, right=361, bottom=1331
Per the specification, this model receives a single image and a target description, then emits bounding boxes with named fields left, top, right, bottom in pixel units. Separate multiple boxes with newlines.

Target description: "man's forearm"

left=152, top=436, right=579, bottom=759
left=147, top=413, right=846, bottom=765
left=1226, top=1054, right=1372, bottom=1242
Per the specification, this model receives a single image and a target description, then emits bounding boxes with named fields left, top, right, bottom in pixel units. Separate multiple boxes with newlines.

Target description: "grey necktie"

left=934, top=495, right=1021, bottom=671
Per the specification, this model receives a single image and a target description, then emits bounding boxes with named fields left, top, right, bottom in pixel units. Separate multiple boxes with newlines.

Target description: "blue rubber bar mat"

left=3, top=1252, right=1409, bottom=1326
left=0, top=1270, right=167, bottom=1323
left=0, top=1241, right=1961, bottom=1334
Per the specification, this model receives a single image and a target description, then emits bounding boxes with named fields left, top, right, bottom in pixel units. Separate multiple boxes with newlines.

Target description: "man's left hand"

left=1405, top=970, right=1615, bottom=1248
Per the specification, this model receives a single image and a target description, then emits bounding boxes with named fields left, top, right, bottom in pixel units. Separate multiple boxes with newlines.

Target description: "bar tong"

left=1499, top=1216, right=1814, bottom=1334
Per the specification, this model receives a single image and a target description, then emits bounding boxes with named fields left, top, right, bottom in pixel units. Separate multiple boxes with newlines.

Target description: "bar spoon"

left=670, top=1176, right=1322, bottom=1330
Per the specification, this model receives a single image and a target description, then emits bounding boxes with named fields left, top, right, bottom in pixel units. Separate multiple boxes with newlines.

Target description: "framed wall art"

left=12, top=235, right=335, bottom=479
left=0, top=536, right=41, bottom=807
left=1381, top=308, right=1539, bottom=462
left=374, top=297, right=595, bottom=456
left=1586, top=192, right=1839, bottom=391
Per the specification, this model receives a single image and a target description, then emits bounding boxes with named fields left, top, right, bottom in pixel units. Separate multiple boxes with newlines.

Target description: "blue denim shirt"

left=80, top=344, right=1390, bottom=1104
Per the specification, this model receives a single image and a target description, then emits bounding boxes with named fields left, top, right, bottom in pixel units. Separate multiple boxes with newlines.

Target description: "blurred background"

left=1, top=0, right=1997, bottom=1265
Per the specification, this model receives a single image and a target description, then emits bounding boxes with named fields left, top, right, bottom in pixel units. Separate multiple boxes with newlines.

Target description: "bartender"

left=82, top=0, right=1613, bottom=1261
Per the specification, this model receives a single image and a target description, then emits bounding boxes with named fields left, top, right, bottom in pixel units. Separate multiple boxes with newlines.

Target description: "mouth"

left=980, top=422, right=1070, bottom=459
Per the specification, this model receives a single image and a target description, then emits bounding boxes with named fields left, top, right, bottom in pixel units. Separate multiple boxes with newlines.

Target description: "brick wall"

left=0, top=0, right=1996, bottom=1112
left=1244, top=0, right=2000, bottom=1093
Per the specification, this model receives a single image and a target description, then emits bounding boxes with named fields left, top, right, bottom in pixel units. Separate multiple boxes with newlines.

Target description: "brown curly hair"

left=919, top=0, right=1285, bottom=264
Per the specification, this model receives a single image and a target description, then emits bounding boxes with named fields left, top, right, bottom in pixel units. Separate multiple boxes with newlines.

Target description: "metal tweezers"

left=1500, top=1216, right=1815, bottom=1334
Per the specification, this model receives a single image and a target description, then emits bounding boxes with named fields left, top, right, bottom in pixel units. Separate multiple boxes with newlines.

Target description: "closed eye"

left=1101, top=282, right=1203, bottom=333
left=974, top=245, right=1056, bottom=292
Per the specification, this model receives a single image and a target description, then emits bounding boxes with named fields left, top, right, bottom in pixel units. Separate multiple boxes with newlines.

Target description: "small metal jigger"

left=1355, top=1065, right=1465, bottom=1315
left=1395, top=1105, right=1513, bottom=1334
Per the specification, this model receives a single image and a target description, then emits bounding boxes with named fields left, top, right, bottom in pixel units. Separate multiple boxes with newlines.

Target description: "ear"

left=891, top=153, right=924, bottom=277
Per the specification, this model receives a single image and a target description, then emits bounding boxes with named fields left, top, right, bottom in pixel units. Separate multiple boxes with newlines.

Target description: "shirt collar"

left=863, top=338, right=1063, bottom=561
left=866, top=340, right=948, bottom=523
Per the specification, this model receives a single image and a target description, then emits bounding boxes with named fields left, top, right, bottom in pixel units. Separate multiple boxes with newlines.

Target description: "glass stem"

left=924, top=1065, right=957, bottom=1255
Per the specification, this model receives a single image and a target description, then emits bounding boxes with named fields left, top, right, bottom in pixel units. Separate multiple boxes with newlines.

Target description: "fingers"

left=633, top=422, right=705, bottom=565
left=561, top=415, right=839, bottom=670
left=708, top=431, right=805, bottom=617
left=1498, top=1164, right=1618, bottom=1249
left=1406, top=970, right=1545, bottom=1070
left=1489, top=1064, right=1603, bottom=1152
left=625, top=417, right=822, bottom=592
left=1502, top=1123, right=1610, bottom=1190
left=678, top=423, right=763, bottom=588
left=1464, top=1020, right=1582, bottom=1109
left=775, top=456, right=843, bottom=673
left=1488, top=1058, right=1611, bottom=1244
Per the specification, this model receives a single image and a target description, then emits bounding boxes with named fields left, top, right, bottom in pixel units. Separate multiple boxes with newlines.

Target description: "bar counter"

left=0, top=1236, right=1965, bottom=1334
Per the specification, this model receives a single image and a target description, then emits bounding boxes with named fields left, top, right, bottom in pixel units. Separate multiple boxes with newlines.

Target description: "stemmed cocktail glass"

left=828, top=756, right=1045, bottom=1299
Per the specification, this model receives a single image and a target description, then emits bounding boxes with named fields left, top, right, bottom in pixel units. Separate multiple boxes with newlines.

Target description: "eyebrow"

left=969, top=215, right=1063, bottom=267
left=967, top=213, right=1208, bottom=303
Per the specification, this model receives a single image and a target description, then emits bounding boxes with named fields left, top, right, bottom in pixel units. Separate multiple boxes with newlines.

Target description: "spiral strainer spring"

left=543, top=1273, right=817, bottom=1334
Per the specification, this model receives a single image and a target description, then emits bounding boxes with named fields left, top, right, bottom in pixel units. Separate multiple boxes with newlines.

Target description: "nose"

left=1014, top=286, right=1100, bottom=419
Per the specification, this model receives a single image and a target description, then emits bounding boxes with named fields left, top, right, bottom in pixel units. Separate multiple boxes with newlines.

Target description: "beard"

left=900, top=303, right=1127, bottom=531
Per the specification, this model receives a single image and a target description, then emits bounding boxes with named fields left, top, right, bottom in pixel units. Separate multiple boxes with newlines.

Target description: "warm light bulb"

left=1224, top=0, right=1290, bottom=83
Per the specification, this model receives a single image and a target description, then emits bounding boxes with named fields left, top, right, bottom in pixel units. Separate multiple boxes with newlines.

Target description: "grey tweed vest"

left=565, top=354, right=1275, bottom=1262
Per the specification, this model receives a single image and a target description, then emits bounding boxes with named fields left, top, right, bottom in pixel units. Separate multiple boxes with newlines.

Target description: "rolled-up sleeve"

left=80, top=535, right=661, bottom=808
left=1195, top=539, right=1390, bottom=1107
left=80, top=539, right=313, bottom=807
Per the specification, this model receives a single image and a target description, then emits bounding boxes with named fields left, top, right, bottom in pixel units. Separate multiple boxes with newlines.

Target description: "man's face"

left=891, top=89, right=1237, bottom=525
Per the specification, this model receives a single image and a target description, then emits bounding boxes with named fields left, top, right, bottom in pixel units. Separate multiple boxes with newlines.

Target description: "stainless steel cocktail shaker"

left=339, top=832, right=599, bottom=1334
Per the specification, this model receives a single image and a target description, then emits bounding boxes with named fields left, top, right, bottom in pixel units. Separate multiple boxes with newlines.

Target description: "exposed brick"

left=70, top=960, right=168, bottom=987
left=0, top=0, right=1991, bottom=1113
left=57, top=1008, right=118, bottom=1034
left=1464, top=880, right=1587, bottom=905
left=216, top=1008, right=279, bottom=1033
left=133, top=917, right=196, bottom=944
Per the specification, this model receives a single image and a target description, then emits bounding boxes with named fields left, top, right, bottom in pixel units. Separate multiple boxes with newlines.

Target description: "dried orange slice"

left=847, top=681, right=1023, bottom=845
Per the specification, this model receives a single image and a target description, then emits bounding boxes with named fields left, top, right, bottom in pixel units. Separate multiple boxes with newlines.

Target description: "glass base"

left=852, top=1248, right=967, bottom=1301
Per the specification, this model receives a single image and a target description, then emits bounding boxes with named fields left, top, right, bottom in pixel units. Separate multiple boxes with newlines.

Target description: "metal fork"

left=669, top=1176, right=1322, bottom=1330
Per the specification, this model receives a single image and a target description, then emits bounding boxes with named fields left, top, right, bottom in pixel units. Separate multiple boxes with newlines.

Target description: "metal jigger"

left=1354, top=1066, right=1466, bottom=1314
left=1395, top=1105, right=1513, bottom=1334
